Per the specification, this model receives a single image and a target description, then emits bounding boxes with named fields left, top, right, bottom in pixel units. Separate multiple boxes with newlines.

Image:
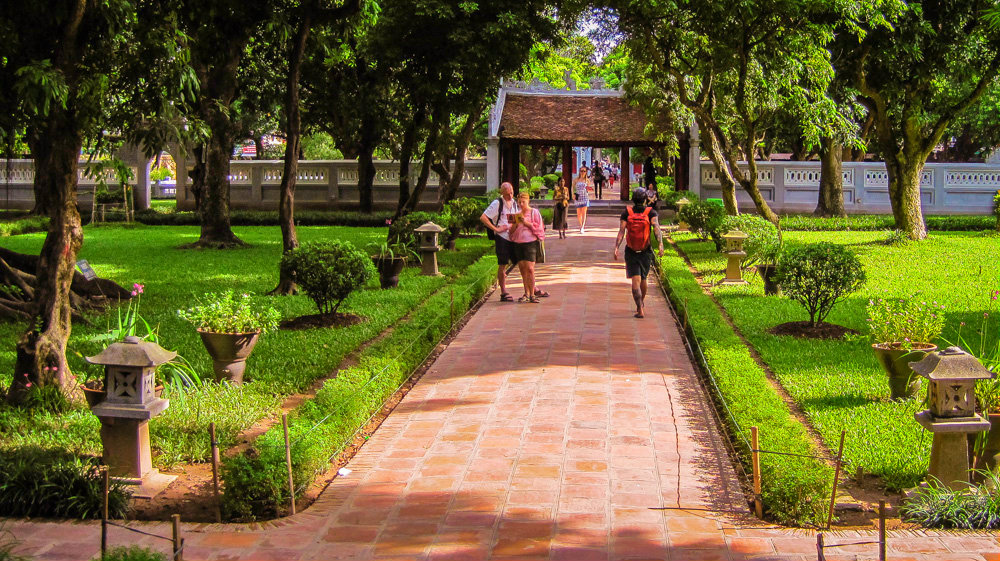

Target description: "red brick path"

left=7, top=218, right=1000, bottom=560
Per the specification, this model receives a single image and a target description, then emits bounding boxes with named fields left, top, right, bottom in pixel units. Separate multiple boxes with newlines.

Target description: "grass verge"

left=221, top=253, right=496, bottom=520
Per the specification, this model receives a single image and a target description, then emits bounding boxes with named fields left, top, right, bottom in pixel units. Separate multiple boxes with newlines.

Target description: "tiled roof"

left=498, top=93, right=663, bottom=144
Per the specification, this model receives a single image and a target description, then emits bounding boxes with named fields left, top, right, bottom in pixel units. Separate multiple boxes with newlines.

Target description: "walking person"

left=574, top=166, right=591, bottom=233
left=613, top=188, right=665, bottom=318
left=552, top=177, right=570, bottom=239
left=508, top=192, right=545, bottom=303
left=480, top=182, right=519, bottom=302
left=592, top=161, right=606, bottom=200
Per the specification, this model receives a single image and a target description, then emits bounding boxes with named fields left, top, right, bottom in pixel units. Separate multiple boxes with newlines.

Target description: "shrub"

left=0, top=447, right=131, bottom=519
left=444, top=197, right=487, bottom=234
left=712, top=214, right=780, bottom=266
left=279, top=241, right=373, bottom=316
left=994, top=191, right=1000, bottom=231
left=178, top=290, right=280, bottom=334
left=541, top=173, right=559, bottom=188
left=95, top=546, right=168, bottom=561
left=677, top=199, right=725, bottom=239
left=387, top=210, right=442, bottom=249
left=901, top=473, right=1000, bottom=529
left=775, top=243, right=866, bottom=327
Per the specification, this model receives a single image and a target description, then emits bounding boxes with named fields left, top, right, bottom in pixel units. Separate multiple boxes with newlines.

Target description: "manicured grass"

left=0, top=225, right=491, bottom=467
left=672, top=229, right=1000, bottom=491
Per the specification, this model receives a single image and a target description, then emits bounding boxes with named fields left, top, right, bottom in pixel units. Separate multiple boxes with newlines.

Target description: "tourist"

left=646, top=182, right=659, bottom=211
left=552, top=177, right=570, bottom=239
left=574, top=166, right=591, bottom=233
left=613, top=188, right=665, bottom=318
left=592, top=160, right=606, bottom=200
left=480, top=182, right=519, bottom=302
left=508, top=192, right=546, bottom=303
left=608, top=163, right=616, bottom=191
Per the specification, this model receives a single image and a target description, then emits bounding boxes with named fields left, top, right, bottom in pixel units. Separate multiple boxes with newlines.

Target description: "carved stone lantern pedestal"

left=415, top=222, right=444, bottom=276
left=910, top=346, right=994, bottom=491
left=87, top=336, right=178, bottom=498
left=674, top=197, right=691, bottom=232
left=717, top=230, right=749, bottom=286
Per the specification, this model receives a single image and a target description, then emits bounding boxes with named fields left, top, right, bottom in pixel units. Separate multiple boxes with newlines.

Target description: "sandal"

left=518, top=295, right=530, bottom=303
left=500, top=293, right=514, bottom=302
left=529, top=296, right=541, bottom=303
left=534, top=289, right=550, bottom=298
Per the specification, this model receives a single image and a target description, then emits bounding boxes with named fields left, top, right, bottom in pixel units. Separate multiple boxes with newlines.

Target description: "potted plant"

left=178, top=290, right=280, bottom=384
left=867, top=296, right=945, bottom=400
left=368, top=242, right=417, bottom=288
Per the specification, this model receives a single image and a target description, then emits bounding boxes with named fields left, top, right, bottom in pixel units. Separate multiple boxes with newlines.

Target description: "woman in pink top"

left=508, top=192, right=546, bottom=303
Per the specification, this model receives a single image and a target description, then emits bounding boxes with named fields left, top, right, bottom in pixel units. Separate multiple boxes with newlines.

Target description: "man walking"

left=592, top=161, right=606, bottom=200
left=613, top=188, right=664, bottom=318
left=481, top=182, right=519, bottom=301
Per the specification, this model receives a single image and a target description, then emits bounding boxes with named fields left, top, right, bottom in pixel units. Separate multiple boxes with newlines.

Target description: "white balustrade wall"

left=695, top=160, right=1000, bottom=215
left=0, top=159, right=489, bottom=211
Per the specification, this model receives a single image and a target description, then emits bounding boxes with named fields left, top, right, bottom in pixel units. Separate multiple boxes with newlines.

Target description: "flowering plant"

left=178, top=290, right=280, bottom=334
left=867, top=294, right=945, bottom=349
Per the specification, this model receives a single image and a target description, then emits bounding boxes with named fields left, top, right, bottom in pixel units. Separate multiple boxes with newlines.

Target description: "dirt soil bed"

left=280, top=312, right=365, bottom=330
left=768, top=321, right=859, bottom=340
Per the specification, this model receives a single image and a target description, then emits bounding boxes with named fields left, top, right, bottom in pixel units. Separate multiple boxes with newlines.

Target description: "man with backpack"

left=613, top=188, right=665, bottom=318
left=481, top=182, right=550, bottom=302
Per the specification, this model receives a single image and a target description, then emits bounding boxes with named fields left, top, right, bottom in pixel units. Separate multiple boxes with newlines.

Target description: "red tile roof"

left=498, top=93, right=664, bottom=144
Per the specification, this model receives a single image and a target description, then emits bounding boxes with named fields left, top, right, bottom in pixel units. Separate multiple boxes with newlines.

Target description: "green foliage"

left=541, top=173, right=559, bottom=188
left=178, top=290, right=280, bottom=334
left=866, top=296, right=946, bottom=346
left=0, top=448, right=131, bottom=519
left=148, top=167, right=172, bottom=182
left=882, top=229, right=910, bottom=246
left=712, top=214, right=780, bottom=266
left=677, top=200, right=725, bottom=239
left=659, top=248, right=831, bottom=525
left=776, top=243, right=866, bottom=326
left=18, top=385, right=70, bottom=414
left=222, top=255, right=496, bottom=520
left=779, top=214, right=996, bottom=232
left=133, top=209, right=395, bottom=228
left=299, top=133, right=344, bottom=160
left=94, top=547, right=168, bottom=561
left=0, top=216, right=47, bottom=237
left=0, top=524, right=28, bottom=561
left=443, top=197, right=487, bottom=234
left=902, top=473, right=1000, bottom=529
left=994, top=191, right=1000, bottom=231
left=366, top=241, right=417, bottom=262
left=279, top=241, right=373, bottom=316
left=387, top=211, right=443, bottom=249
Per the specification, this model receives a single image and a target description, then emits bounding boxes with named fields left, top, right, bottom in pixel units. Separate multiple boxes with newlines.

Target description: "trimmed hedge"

left=658, top=247, right=832, bottom=526
left=0, top=215, right=47, bottom=237
left=221, top=254, right=496, bottom=520
left=780, top=214, right=995, bottom=232
left=128, top=209, right=395, bottom=227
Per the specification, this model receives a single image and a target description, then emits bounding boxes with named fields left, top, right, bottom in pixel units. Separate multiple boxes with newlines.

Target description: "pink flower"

left=132, top=283, right=144, bottom=295
left=131, top=291, right=137, bottom=296
left=24, top=382, right=31, bottom=388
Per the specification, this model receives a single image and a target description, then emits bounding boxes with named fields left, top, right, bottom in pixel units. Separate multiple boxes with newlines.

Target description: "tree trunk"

left=272, top=14, right=311, bottom=295
left=438, top=109, right=479, bottom=204
left=188, top=145, right=207, bottom=211
left=814, top=137, right=846, bottom=218
left=699, top=122, right=738, bottom=215
left=357, top=143, right=376, bottom=214
left=887, top=158, right=928, bottom=240
left=8, top=109, right=84, bottom=405
left=403, top=121, right=440, bottom=214
left=196, top=128, right=244, bottom=247
left=253, top=135, right=265, bottom=160
left=394, top=108, right=425, bottom=219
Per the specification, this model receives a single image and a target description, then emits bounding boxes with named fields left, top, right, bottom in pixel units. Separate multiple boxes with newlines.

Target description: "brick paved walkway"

left=7, top=217, right=1000, bottom=560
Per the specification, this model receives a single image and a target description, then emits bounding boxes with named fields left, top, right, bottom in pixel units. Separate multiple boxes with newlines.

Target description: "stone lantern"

left=910, top=346, right=993, bottom=490
left=718, top=230, right=749, bottom=285
left=675, top=197, right=691, bottom=232
left=414, top=222, right=444, bottom=276
left=87, top=336, right=177, bottom=497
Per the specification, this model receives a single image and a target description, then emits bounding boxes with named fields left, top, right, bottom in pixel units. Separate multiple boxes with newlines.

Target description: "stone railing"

left=176, top=159, right=488, bottom=210
left=0, top=158, right=489, bottom=211
left=694, top=160, right=1000, bottom=215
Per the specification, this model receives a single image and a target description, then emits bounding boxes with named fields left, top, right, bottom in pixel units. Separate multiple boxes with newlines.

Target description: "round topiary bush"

left=713, top=214, right=781, bottom=265
left=279, top=240, right=374, bottom=316
left=542, top=173, right=559, bottom=188
left=677, top=199, right=725, bottom=239
left=775, top=242, right=865, bottom=327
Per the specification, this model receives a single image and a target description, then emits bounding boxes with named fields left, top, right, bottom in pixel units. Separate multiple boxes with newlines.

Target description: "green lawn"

left=672, top=230, right=1000, bottom=490
left=0, top=224, right=491, bottom=467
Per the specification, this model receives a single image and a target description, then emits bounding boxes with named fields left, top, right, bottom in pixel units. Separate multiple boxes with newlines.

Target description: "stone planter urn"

left=198, top=329, right=261, bottom=384
left=872, top=342, right=938, bottom=400
left=373, top=256, right=406, bottom=289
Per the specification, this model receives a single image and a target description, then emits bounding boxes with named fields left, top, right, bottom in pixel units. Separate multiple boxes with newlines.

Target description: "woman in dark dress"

left=551, top=177, right=570, bottom=238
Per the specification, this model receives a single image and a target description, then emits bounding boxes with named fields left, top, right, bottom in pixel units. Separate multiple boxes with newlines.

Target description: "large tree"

left=848, top=0, right=1000, bottom=239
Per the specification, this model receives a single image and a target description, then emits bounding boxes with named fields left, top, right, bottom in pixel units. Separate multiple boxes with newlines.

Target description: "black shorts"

left=513, top=240, right=539, bottom=263
left=624, top=247, right=653, bottom=278
left=495, top=237, right=516, bottom=265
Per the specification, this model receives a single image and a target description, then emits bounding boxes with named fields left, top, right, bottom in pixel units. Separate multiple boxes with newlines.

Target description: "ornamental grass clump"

left=178, top=290, right=280, bottom=333
left=902, top=472, right=1000, bottom=529
left=279, top=240, right=373, bottom=316
left=775, top=243, right=865, bottom=327
left=866, top=295, right=945, bottom=350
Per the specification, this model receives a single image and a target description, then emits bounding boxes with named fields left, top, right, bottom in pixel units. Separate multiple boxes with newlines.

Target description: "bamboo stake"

left=171, top=514, right=183, bottom=561
left=101, top=468, right=109, bottom=560
left=816, top=533, right=825, bottom=561
left=283, top=414, right=296, bottom=515
left=450, top=289, right=454, bottom=327
left=751, top=426, right=762, bottom=518
left=827, top=430, right=846, bottom=529
left=209, top=422, right=221, bottom=523
left=878, top=500, right=887, bottom=561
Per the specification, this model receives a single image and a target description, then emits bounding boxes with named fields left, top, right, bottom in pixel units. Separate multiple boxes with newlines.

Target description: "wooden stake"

left=878, top=500, right=887, bottom=561
left=209, top=422, right=222, bottom=523
left=751, top=426, right=762, bottom=518
left=171, top=514, right=183, bottom=561
left=283, top=414, right=296, bottom=515
left=816, top=533, right=825, bottom=561
left=856, top=466, right=864, bottom=482
left=827, top=430, right=846, bottom=529
left=450, top=289, right=454, bottom=327
left=101, top=468, right=109, bottom=560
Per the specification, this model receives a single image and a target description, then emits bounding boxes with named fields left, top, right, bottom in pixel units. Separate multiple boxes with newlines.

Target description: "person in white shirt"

left=480, top=182, right=550, bottom=301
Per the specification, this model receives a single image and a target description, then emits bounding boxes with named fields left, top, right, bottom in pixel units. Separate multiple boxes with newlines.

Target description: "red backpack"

left=625, top=207, right=652, bottom=251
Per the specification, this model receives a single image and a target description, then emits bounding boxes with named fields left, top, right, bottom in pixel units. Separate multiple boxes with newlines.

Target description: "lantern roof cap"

left=415, top=221, right=444, bottom=233
left=722, top=229, right=748, bottom=240
left=86, top=336, right=177, bottom=367
left=909, top=346, right=993, bottom=381
left=676, top=197, right=691, bottom=204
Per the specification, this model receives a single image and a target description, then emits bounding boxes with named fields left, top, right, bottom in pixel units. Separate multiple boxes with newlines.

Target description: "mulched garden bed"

left=280, top=312, right=364, bottom=330
left=768, top=321, right=859, bottom=340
